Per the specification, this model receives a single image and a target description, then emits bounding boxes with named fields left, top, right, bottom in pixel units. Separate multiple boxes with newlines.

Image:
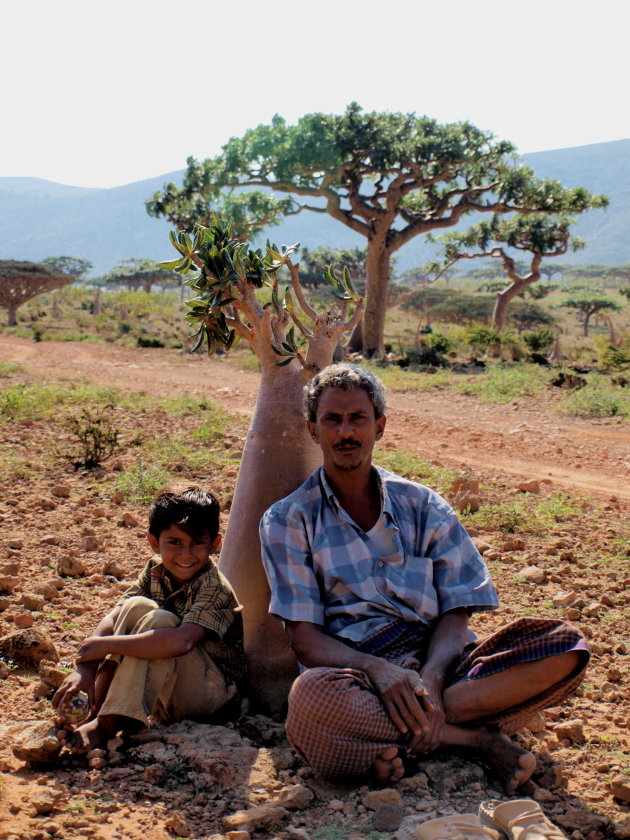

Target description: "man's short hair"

left=148, top=483, right=220, bottom=541
left=303, top=364, right=387, bottom=422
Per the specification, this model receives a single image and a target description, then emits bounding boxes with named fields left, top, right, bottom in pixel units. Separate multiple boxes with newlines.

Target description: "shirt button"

left=378, top=561, right=384, bottom=567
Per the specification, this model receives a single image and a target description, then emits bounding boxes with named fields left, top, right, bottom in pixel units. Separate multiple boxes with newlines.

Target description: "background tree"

left=424, top=294, right=495, bottom=326
left=427, top=214, right=590, bottom=330
left=558, top=289, right=622, bottom=336
left=146, top=156, right=300, bottom=242
left=163, top=103, right=605, bottom=356
left=101, top=258, right=179, bottom=293
left=42, top=256, right=93, bottom=280
left=298, top=245, right=367, bottom=293
left=508, top=301, right=557, bottom=333
left=0, top=260, right=74, bottom=326
left=162, top=220, right=361, bottom=711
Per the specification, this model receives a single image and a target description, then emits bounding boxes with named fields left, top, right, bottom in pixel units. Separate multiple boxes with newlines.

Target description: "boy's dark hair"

left=148, top=484, right=220, bottom=540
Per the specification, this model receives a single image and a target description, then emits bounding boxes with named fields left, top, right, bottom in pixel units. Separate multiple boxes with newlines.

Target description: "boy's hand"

left=76, top=636, right=111, bottom=663
left=52, top=667, right=96, bottom=713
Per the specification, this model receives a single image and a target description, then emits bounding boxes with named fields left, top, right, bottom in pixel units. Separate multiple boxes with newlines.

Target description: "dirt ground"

left=0, top=336, right=628, bottom=840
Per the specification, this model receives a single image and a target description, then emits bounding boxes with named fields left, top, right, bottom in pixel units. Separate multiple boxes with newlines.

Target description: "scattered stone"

left=142, top=763, right=166, bottom=784
left=228, top=832, right=251, bottom=840
left=57, top=556, right=86, bottom=577
left=11, top=720, right=62, bottom=763
left=373, top=802, right=404, bottom=831
left=522, top=566, right=547, bottom=584
left=555, top=808, right=608, bottom=833
left=452, top=491, right=481, bottom=514
left=119, top=512, right=139, bottom=528
left=612, top=816, right=630, bottom=839
left=553, top=719, right=585, bottom=743
left=565, top=608, right=581, bottom=621
left=552, top=590, right=579, bottom=607
left=583, top=602, right=602, bottom=618
left=111, top=490, right=125, bottom=505
left=20, top=593, right=45, bottom=611
left=223, top=805, right=287, bottom=832
left=7, top=538, right=23, bottom=550
left=611, top=775, right=630, bottom=804
left=517, top=479, right=540, bottom=493
left=275, top=785, right=314, bottom=810
left=0, top=628, right=59, bottom=666
left=40, top=534, right=62, bottom=546
left=29, top=787, right=64, bottom=815
left=15, top=613, right=34, bottom=629
left=472, top=538, right=493, bottom=555
left=286, top=829, right=309, bottom=840
left=41, top=499, right=57, bottom=511
left=1, top=562, right=20, bottom=576
left=33, top=584, right=57, bottom=601
left=102, top=559, right=126, bottom=579
left=363, top=788, right=404, bottom=809
left=0, top=661, right=10, bottom=679
left=502, top=536, right=526, bottom=551
left=81, top=535, right=101, bottom=552
left=165, top=811, right=189, bottom=836
left=0, top=575, right=20, bottom=593
left=51, top=484, right=71, bottom=498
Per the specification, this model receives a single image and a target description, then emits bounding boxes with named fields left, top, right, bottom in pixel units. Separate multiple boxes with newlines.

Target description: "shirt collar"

left=318, top=465, right=395, bottom=521
left=149, top=559, right=211, bottom=594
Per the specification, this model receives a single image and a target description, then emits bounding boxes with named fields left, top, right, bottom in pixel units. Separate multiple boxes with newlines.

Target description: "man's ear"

left=147, top=533, right=160, bottom=554
left=375, top=414, right=386, bottom=441
left=306, top=419, right=319, bottom=444
left=211, top=533, right=222, bottom=553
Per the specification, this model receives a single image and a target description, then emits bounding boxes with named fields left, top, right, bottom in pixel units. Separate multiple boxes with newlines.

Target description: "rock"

left=452, top=491, right=481, bottom=513
left=81, top=535, right=100, bottom=552
left=517, top=479, right=540, bottom=493
left=502, top=536, right=526, bottom=551
left=607, top=666, right=622, bottom=682
left=363, top=788, right=404, bottom=809
left=142, top=764, right=166, bottom=784
left=582, top=601, right=602, bottom=618
left=286, top=829, right=310, bottom=840
left=7, top=538, right=23, bottom=550
left=33, top=584, right=57, bottom=601
left=89, top=757, right=107, bottom=769
left=552, top=590, right=579, bottom=607
left=57, top=556, right=86, bottom=577
left=522, top=566, right=547, bottom=584
left=20, top=593, right=45, bottom=611
left=0, top=661, right=10, bottom=679
left=556, top=808, right=608, bottom=833
left=111, top=490, right=125, bottom=505
left=0, top=628, right=59, bottom=666
left=15, top=613, right=34, bottom=628
left=102, top=559, right=126, bottom=579
left=2, top=562, right=20, bottom=575
left=611, top=775, right=630, bottom=803
left=472, top=538, right=493, bottom=555
left=565, top=608, right=581, bottom=621
left=275, top=785, right=314, bottom=810
left=165, top=811, right=189, bottom=836
left=223, top=805, right=287, bottom=832
left=11, top=720, right=62, bottom=763
left=0, top=575, right=19, bottom=593
left=40, top=534, right=62, bottom=546
left=553, top=719, right=585, bottom=743
left=29, top=787, right=64, bottom=815
left=521, top=711, right=547, bottom=733
left=51, top=484, right=71, bottom=498
left=119, top=512, right=139, bottom=528
left=41, top=499, right=57, bottom=511
left=373, top=802, right=404, bottom=831
left=228, top=832, right=251, bottom=840
left=612, top=816, right=630, bottom=839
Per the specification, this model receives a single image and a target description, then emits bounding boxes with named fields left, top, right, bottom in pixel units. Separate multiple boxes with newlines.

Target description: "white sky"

left=2, top=0, right=628, bottom=189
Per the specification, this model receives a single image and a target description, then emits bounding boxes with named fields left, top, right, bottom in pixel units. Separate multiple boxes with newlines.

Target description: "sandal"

left=399, top=813, right=503, bottom=840
left=478, top=799, right=566, bottom=840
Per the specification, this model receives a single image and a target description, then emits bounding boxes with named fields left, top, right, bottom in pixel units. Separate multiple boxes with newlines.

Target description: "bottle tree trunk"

left=362, top=239, right=391, bottom=358
left=219, top=339, right=330, bottom=713
left=7, top=301, right=18, bottom=327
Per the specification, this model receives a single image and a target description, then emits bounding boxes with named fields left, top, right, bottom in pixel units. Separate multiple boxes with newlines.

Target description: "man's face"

left=307, top=386, right=386, bottom=474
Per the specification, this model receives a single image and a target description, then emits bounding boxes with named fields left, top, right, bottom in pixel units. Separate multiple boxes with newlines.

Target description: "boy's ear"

left=211, top=533, right=222, bottom=553
left=147, top=533, right=160, bottom=554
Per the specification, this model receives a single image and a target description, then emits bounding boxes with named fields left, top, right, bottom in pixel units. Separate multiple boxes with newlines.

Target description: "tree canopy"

left=558, top=289, right=622, bottom=336
left=0, top=260, right=74, bottom=326
left=150, top=103, right=607, bottom=356
left=42, top=256, right=93, bottom=280
left=100, top=258, right=179, bottom=293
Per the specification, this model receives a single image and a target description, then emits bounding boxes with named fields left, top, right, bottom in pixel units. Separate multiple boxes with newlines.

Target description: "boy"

left=53, top=484, right=247, bottom=752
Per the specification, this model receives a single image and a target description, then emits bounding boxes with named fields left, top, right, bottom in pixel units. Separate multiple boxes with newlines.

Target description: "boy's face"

left=147, top=524, right=221, bottom=585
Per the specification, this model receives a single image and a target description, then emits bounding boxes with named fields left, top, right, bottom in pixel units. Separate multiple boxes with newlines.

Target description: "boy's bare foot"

left=371, top=746, right=405, bottom=786
left=477, top=729, right=537, bottom=794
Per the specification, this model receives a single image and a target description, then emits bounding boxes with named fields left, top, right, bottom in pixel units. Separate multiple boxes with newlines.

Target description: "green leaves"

left=323, top=264, right=361, bottom=302
left=271, top=326, right=300, bottom=366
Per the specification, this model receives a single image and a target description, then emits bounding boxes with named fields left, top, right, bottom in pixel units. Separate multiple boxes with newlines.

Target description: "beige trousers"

left=98, top=596, right=237, bottom=725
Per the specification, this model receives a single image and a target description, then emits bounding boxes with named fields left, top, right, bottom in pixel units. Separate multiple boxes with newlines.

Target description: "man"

left=260, top=364, right=589, bottom=790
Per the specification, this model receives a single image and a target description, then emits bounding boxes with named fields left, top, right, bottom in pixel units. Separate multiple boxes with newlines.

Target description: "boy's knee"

left=140, top=608, right=180, bottom=631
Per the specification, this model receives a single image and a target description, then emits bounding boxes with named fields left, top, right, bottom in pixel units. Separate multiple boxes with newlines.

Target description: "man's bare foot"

left=477, top=729, right=537, bottom=794
left=371, top=746, right=405, bottom=786
left=57, top=718, right=109, bottom=753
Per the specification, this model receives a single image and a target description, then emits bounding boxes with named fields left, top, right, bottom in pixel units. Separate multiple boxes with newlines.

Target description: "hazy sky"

left=2, top=0, right=627, bottom=189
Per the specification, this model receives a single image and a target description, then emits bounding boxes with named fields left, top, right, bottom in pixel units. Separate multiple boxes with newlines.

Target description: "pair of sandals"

left=398, top=798, right=566, bottom=840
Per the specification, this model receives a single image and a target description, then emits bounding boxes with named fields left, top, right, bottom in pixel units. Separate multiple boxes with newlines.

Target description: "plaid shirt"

left=121, top=559, right=247, bottom=686
left=260, top=466, right=499, bottom=644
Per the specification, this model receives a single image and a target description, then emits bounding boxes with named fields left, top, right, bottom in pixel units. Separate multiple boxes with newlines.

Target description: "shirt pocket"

left=401, top=554, right=439, bottom=621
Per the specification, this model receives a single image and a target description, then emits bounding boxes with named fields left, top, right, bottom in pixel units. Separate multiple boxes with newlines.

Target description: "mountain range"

left=1, top=138, right=628, bottom=276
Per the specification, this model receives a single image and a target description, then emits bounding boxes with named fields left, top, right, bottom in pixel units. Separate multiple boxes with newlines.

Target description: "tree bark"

left=362, top=239, right=391, bottom=357
left=7, top=301, right=18, bottom=327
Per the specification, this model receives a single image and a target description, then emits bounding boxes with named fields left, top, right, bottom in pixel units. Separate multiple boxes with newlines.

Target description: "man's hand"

left=366, top=658, right=435, bottom=738
left=406, top=672, right=445, bottom=754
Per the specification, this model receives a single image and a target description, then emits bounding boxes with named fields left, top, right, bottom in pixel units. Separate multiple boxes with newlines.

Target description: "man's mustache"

left=333, top=440, right=361, bottom=450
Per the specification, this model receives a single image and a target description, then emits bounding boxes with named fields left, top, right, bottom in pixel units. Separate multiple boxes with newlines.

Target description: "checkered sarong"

left=285, top=617, right=589, bottom=781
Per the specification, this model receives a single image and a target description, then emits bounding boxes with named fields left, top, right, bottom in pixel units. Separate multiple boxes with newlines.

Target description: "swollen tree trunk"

left=219, top=325, right=342, bottom=713
left=362, top=239, right=391, bottom=358
left=7, top=301, right=18, bottom=327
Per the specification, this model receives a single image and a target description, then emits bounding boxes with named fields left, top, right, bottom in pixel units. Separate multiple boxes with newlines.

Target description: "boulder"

left=11, top=720, right=62, bottom=763
left=0, top=628, right=59, bottom=666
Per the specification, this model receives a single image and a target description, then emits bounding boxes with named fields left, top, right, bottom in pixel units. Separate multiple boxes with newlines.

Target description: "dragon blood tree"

left=0, top=260, right=74, bottom=326
left=163, top=219, right=362, bottom=711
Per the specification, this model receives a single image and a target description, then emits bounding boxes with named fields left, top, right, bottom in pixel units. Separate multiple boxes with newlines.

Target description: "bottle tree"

left=162, top=219, right=362, bottom=711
